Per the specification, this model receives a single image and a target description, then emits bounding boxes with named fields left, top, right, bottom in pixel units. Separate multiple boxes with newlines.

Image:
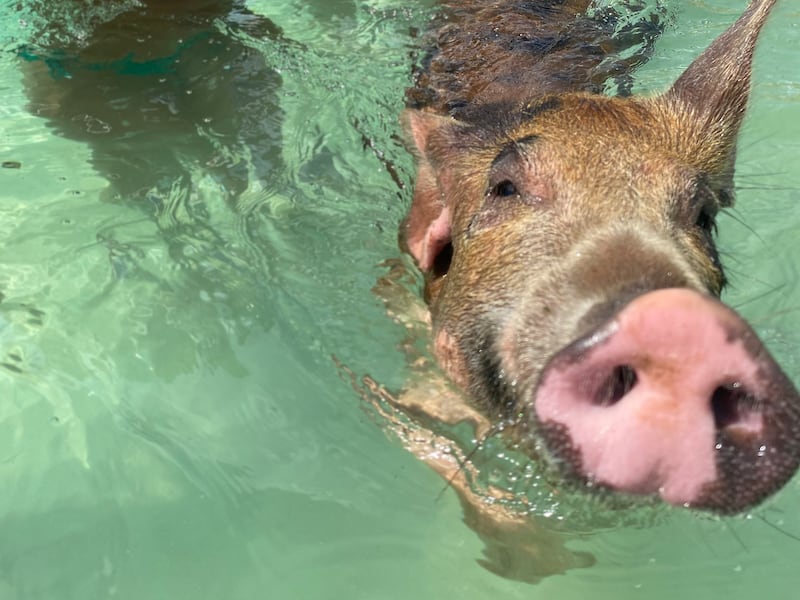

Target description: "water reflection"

left=19, top=0, right=284, bottom=205
left=11, top=0, right=303, bottom=362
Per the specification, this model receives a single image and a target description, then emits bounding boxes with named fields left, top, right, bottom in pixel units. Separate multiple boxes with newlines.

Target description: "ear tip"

left=399, top=107, right=417, bottom=122
left=664, top=0, right=776, bottom=104
left=401, top=109, right=431, bottom=154
left=401, top=108, right=455, bottom=127
left=402, top=109, right=460, bottom=155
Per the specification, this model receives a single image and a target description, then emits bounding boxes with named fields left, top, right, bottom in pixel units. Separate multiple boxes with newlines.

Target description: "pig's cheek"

left=497, top=322, right=521, bottom=384
left=433, top=327, right=470, bottom=390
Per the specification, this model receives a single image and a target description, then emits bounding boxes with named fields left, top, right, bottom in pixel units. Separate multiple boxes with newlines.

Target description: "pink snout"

left=535, top=288, right=800, bottom=512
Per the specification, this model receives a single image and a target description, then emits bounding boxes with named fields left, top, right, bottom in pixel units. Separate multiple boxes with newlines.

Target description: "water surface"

left=0, top=0, right=798, bottom=598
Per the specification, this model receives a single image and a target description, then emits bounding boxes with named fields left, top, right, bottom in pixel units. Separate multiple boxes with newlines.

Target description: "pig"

left=396, top=0, right=800, bottom=522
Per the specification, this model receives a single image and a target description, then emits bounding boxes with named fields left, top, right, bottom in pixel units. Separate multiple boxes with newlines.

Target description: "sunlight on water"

left=0, top=0, right=798, bottom=598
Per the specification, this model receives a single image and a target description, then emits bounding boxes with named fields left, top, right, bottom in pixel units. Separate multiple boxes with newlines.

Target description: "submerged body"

left=400, top=0, right=800, bottom=513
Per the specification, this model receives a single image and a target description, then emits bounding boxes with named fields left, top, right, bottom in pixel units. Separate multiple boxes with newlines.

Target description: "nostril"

left=711, top=382, right=759, bottom=433
left=594, top=365, right=638, bottom=407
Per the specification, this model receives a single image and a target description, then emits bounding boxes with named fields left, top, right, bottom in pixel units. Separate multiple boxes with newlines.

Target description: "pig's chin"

left=526, top=288, right=800, bottom=514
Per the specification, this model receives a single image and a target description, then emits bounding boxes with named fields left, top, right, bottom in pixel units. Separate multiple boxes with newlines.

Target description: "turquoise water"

left=0, top=0, right=798, bottom=598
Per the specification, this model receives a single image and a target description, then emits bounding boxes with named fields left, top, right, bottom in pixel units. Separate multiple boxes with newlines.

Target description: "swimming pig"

left=398, top=0, right=800, bottom=519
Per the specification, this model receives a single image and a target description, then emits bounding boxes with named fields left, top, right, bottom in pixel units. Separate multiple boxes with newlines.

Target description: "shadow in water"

left=10, top=0, right=304, bottom=343
left=18, top=0, right=285, bottom=207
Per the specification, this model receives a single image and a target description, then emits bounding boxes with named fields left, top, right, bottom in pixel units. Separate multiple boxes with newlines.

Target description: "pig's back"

left=406, top=0, right=665, bottom=122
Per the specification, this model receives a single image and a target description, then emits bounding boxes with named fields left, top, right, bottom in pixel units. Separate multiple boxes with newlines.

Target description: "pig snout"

left=534, top=288, right=800, bottom=513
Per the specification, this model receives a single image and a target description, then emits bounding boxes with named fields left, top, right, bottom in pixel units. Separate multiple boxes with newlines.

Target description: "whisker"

left=735, top=170, right=791, bottom=180
left=728, top=282, right=786, bottom=312
left=748, top=304, right=800, bottom=327
left=737, top=131, right=781, bottom=154
left=436, top=420, right=505, bottom=501
left=734, top=184, right=797, bottom=192
left=720, top=519, right=749, bottom=552
left=755, top=514, right=800, bottom=543
left=719, top=207, right=762, bottom=240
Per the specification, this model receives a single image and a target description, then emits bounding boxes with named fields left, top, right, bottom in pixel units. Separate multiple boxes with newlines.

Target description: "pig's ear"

left=661, top=0, right=775, bottom=171
left=401, top=109, right=464, bottom=274
left=401, top=109, right=465, bottom=170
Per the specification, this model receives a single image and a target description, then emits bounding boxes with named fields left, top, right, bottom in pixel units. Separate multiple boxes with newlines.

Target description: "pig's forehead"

left=499, top=94, right=665, bottom=149
left=478, top=99, right=692, bottom=179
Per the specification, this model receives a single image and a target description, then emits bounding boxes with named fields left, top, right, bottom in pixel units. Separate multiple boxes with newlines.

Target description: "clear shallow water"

left=0, top=1, right=798, bottom=599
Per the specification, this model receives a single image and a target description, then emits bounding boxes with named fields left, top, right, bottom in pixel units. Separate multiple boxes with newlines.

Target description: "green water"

left=0, top=0, right=798, bottom=598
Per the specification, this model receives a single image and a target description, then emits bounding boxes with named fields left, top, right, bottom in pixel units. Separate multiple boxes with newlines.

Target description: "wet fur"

left=402, top=0, right=773, bottom=434
left=388, top=0, right=788, bottom=581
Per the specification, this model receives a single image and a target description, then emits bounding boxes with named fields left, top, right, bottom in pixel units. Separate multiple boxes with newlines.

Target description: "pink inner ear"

left=413, top=206, right=451, bottom=272
left=401, top=109, right=456, bottom=272
left=404, top=158, right=453, bottom=272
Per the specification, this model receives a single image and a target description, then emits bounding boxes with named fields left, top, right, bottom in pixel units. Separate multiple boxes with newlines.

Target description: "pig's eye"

left=695, top=208, right=716, bottom=234
left=491, top=180, right=518, bottom=197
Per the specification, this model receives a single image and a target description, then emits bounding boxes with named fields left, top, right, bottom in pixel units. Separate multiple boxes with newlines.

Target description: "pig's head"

left=401, top=0, right=800, bottom=513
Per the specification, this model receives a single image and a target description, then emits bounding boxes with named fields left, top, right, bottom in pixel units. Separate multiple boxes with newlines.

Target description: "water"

left=0, top=0, right=797, bottom=598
